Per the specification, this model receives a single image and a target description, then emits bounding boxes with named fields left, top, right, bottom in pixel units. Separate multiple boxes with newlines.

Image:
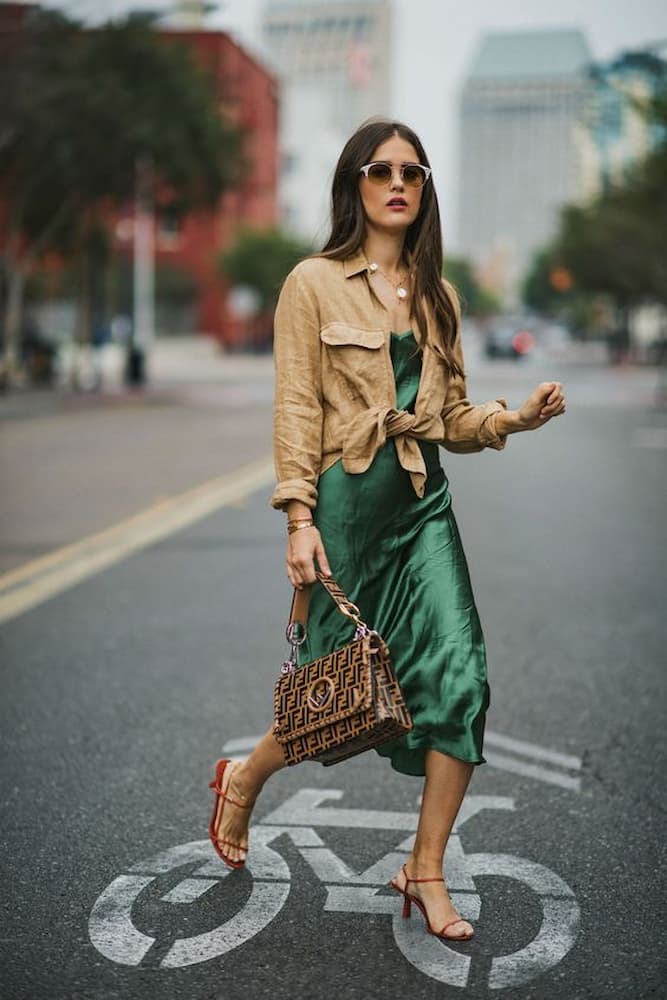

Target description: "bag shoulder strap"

left=287, top=571, right=368, bottom=632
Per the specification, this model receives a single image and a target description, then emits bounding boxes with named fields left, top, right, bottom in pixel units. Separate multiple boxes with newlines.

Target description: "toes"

left=216, top=834, right=249, bottom=864
left=450, top=920, right=473, bottom=939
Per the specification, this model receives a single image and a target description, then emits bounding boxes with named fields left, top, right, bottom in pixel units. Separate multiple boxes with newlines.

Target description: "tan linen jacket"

left=270, top=250, right=508, bottom=511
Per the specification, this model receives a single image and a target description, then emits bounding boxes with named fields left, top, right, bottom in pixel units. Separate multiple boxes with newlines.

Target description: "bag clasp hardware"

left=282, top=620, right=308, bottom=673
left=306, top=677, right=335, bottom=712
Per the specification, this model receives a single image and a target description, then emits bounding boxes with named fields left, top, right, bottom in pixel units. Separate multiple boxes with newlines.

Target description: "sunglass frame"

left=359, top=161, right=432, bottom=188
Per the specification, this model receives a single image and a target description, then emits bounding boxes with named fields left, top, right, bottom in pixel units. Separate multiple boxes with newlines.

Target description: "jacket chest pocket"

left=320, top=323, right=387, bottom=401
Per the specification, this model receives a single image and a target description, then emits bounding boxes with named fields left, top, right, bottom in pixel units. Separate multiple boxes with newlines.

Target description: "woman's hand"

left=516, top=381, right=566, bottom=431
left=286, top=526, right=332, bottom=589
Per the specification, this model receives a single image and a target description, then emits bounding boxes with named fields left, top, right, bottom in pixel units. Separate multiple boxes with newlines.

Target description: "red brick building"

left=1, top=5, right=279, bottom=349
left=126, top=28, right=279, bottom=347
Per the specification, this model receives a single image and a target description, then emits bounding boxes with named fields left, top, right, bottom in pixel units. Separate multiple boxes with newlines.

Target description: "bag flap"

left=273, top=637, right=374, bottom=742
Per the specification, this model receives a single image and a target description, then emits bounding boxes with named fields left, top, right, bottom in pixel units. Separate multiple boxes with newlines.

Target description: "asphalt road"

left=1, top=357, right=666, bottom=999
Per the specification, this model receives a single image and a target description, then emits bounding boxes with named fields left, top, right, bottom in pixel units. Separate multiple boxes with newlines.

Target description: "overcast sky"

left=45, top=0, right=667, bottom=247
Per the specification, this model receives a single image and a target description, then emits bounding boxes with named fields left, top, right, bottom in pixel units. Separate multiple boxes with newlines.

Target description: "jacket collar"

left=342, top=247, right=416, bottom=279
left=343, top=249, right=370, bottom=279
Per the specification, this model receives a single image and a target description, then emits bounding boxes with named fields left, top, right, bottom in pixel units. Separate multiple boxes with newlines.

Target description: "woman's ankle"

left=406, top=852, right=445, bottom=879
left=230, top=761, right=261, bottom=805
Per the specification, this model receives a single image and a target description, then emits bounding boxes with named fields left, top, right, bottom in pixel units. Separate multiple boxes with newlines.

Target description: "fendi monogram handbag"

left=273, top=571, right=413, bottom=766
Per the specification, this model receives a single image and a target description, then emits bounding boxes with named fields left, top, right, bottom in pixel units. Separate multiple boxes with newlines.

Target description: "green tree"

left=522, top=247, right=600, bottom=336
left=443, top=256, right=500, bottom=316
left=220, top=228, right=312, bottom=312
left=523, top=78, right=667, bottom=338
left=0, top=10, right=243, bottom=380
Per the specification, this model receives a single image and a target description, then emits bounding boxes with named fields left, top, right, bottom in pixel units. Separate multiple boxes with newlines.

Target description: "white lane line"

left=484, top=751, right=581, bottom=792
left=0, top=454, right=275, bottom=626
left=221, top=732, right=583, bottom=791
left=484, top=730, right=581, bottom=771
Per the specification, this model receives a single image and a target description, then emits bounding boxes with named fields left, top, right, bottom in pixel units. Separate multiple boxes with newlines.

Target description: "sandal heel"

left=389, top=862, right=474, bottom=942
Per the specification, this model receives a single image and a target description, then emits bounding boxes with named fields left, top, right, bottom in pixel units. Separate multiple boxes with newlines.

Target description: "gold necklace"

left=367, top=261, right=410, bottom=301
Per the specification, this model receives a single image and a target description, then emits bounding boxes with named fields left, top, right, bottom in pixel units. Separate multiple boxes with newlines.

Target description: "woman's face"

left=358, top=134, right=424, bottom=238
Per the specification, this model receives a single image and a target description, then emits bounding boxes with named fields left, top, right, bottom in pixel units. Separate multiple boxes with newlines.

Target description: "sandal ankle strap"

left=402, top=862, right=444, bottom=886
left=209, top=763, right=254, bottom=809
left=217, top=788, right=252, bottom=809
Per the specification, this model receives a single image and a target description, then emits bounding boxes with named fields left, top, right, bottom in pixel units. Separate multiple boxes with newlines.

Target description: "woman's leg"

left=392, top=749, right=475, bottom=938
left=212, top=725, right=286, bottom=865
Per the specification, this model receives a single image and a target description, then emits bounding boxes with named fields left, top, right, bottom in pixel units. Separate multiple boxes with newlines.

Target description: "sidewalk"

left=0, top=337, right=275, bottom=422
left=148, top=336, right=274, bottom=384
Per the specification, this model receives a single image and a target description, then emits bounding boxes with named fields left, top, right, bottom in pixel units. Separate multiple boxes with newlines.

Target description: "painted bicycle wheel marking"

left=89, top=786, right=581, bottom=989
left=89, top=833, right=290, bottom=969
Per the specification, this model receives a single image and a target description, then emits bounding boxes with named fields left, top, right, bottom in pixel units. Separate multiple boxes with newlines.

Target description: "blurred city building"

left=260, top=0, right=392, bottom=242
left=579, top=45, right=667, bottom=200
left=160, top=0, right=210, bottom=29
left=458, top=28, right=593, bottom=307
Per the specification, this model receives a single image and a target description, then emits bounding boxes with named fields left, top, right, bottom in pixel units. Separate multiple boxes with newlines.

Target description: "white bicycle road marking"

left=89, top=788, right=580, bottom=989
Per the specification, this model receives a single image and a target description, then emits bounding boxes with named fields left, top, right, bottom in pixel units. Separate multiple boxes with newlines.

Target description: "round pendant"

left=397, top=287, right=408, bottom=300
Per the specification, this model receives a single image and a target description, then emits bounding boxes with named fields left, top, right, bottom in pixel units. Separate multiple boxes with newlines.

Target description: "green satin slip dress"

left=300, top=329, right=490, bottom=776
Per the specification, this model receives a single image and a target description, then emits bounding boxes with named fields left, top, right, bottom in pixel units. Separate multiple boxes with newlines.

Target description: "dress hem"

left=376, top=741, right=486, bottom=778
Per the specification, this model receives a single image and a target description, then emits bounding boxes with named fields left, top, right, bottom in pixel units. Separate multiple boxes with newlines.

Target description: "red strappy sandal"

left=389, top=863, right=474, bottom=941
left=208, top=758, right=253, bottom=870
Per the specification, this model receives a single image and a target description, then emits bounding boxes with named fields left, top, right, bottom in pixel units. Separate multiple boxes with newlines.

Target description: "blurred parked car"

left=484, top=318, right=535, bottom=360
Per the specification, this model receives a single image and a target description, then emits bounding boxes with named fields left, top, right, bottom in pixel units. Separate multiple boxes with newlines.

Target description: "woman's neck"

left=362, top=231, right=407, bottom=276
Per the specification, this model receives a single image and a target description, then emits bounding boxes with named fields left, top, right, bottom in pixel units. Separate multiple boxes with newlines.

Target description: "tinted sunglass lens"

left=367, top=163, right=393, bottom=185
left=402, top=165, right=425, bottom=187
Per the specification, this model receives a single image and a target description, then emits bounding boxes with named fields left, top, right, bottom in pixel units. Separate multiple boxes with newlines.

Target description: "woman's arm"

left=495, top=382, right=566, bottom=435
left=270, top=266, right=331, bottom=588
left=441, top=324, right=565, bottom=449
left=271, top=267, right=324, bottom=511
left=440, top=328, right=509, bottom=452
left=285, top=500, right=331, bottom=589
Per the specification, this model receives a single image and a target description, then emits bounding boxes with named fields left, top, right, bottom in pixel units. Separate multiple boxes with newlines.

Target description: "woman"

left=208, top=119, right=565, bottom=942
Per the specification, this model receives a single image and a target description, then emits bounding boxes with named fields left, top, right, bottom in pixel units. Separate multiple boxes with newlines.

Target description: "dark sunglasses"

left=359, top=161, right=432, bottom=189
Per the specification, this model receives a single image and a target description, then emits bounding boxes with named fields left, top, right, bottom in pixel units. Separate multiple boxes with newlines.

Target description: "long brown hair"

left=320, top=118, right=463, bottom=378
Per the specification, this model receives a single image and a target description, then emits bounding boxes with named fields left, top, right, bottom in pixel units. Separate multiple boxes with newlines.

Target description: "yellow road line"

left=0, top=454, right=275, bottom=626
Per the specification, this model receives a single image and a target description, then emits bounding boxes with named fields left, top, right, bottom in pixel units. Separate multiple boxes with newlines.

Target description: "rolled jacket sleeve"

left=270, top=267, right=323, bottom=510
left=440, top=330, right=509, bottom=454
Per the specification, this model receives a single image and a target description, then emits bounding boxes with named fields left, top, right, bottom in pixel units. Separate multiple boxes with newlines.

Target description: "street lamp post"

left=126, top=155, right=155, bottom=386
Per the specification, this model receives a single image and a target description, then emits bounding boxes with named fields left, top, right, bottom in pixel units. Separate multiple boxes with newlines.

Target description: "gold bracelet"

left=287, top=517, right=313, bottom=528
left=287, top=520, right=314, bottom=535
